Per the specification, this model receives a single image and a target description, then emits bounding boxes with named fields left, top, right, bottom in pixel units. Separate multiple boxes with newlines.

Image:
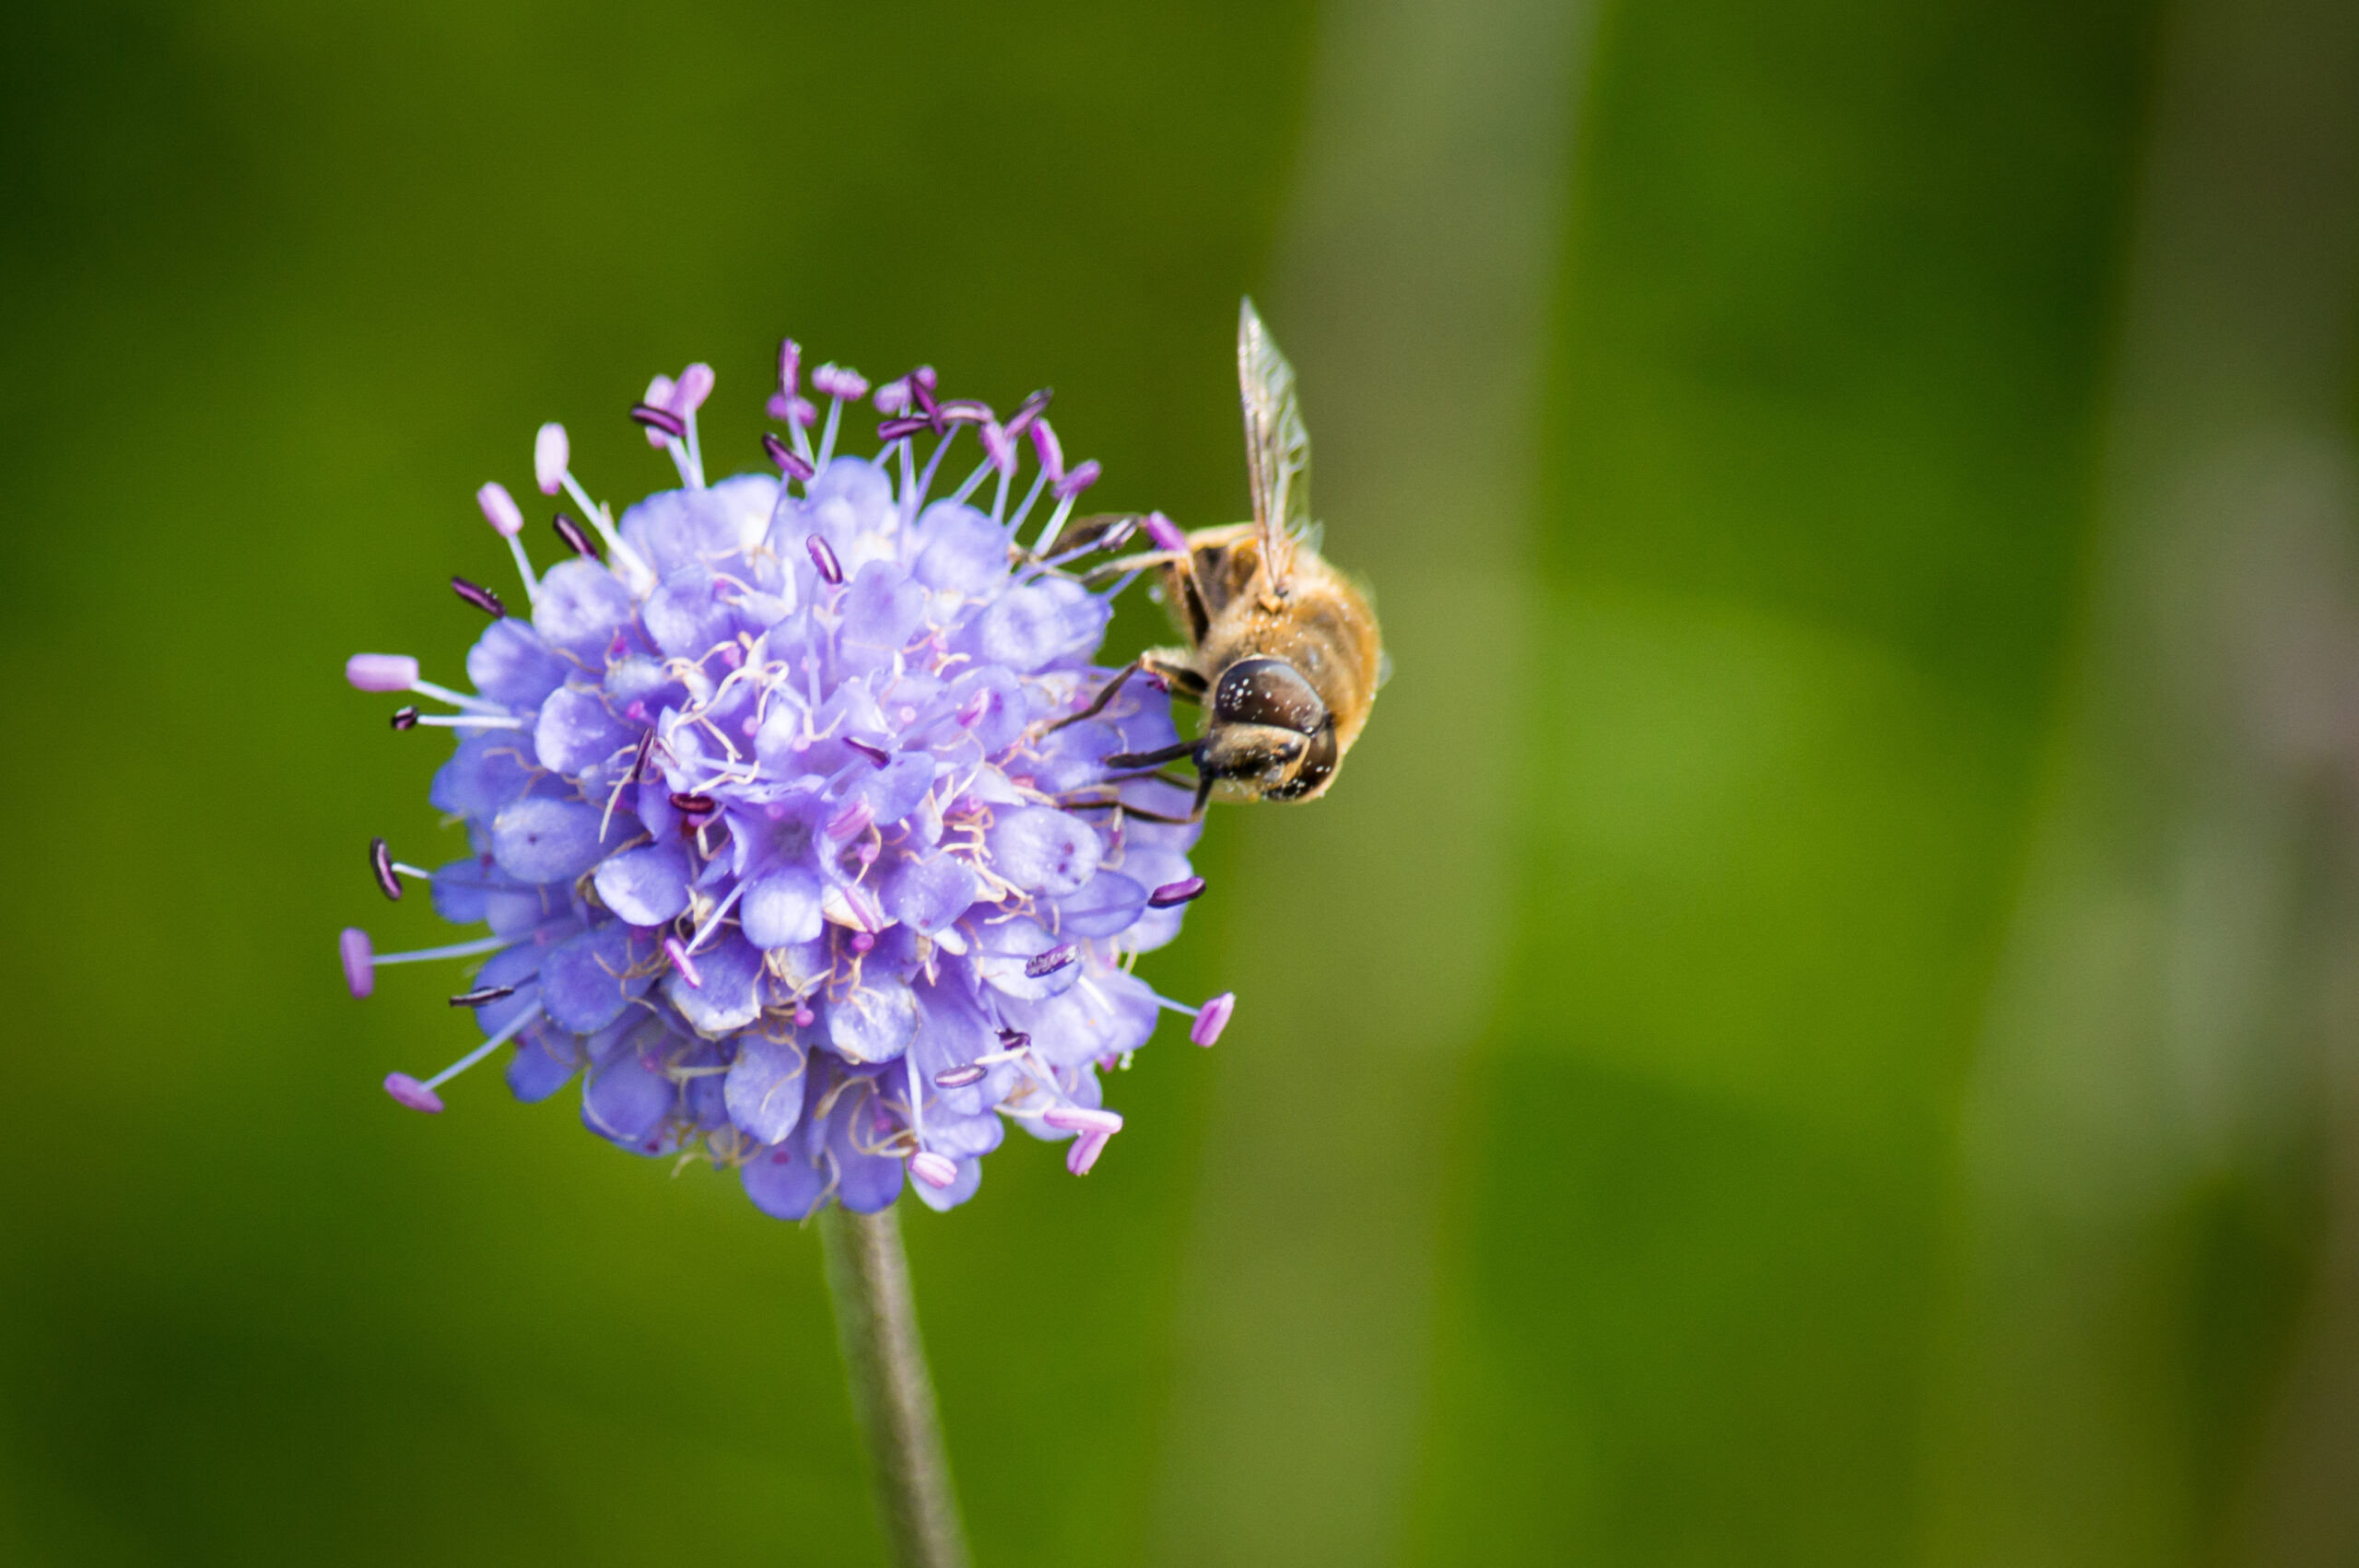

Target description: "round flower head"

left=341, top=338, right=1235, bottom=1216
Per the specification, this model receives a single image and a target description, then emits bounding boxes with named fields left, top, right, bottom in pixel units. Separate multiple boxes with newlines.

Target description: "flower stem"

left=818, top=1201, right=971, bottom=1568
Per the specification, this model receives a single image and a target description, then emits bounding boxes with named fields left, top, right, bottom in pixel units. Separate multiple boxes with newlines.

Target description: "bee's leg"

left=1039, top=651, right=1205, bottom=740
left=1039, top=659, right=1144, bottom=737
left=1066, top=800, right=1199, bottom=826
left=1141, top=649, right=1207, bottom=704
left=1191, top=769, right=1215, bottom=821
left=1103, top=738, right=1203, bottom=772
left=1082, top=548, right=1191, bottom=584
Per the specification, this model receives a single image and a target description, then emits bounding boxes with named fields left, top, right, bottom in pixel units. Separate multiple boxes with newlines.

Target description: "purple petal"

left=490, top=797, right=616, bottom=884
left=743, top=865, right=825, bottom=949
left=724, top=1036, right=808, bottom=1145
left=507, top=1025, right=581, bottom=1103
left=617, top=476, right=778, bottom=579
left=972, top=919, right=1087, bottom=1002
left=881, top=852, right=980, bottom=935
left=539, top=921, right=651, bottom=1035
left=534, top=685, right=634, bottom=776
left=945, top=666, right=1027, bottom=753
left=997, top=965, right=1158, bottom=1065
left=985, top=806, right=1102, bottom=895
left=429, top=733, right=536, bottom=818
left=429, top=857, right=498, bottom=925
left=840, top=562, right=930, bottom=667
left=827, top=976, right=922, bottom=1064
left=466, top=618, right=569, bottom=708
left=912, top=501, right=1005, bottom=594
left=667, top=934, right=763, bottom=1035
left=1054, top=871, right=1147, bottom=938
left=640, top=568, right=732, bottom=660
left=972, top=585, right=1076, bottom=673
left=581, top=1049, right=675, bottom=1146
left=837, top=752, right=938, bottom=831
left=742, top=1140, right=829, bottom=1221
left=531, top=558, right=636, bottom=658
left=593, top=842, right=692, bottom=926
left=830, top=1093, right=909, bottom=1213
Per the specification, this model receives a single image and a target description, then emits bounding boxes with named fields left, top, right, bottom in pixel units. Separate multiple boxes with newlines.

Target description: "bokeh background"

left=6, top=0, right=2358, bottom=1563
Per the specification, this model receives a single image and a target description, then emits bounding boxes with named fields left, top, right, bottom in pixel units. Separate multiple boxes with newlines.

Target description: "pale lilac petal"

left=725, top=1036, right=808, bottom=1145
left=594, top=843, right=692, bottom=926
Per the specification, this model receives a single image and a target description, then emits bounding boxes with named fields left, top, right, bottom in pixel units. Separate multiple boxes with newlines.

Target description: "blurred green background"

left=6, top=0, right=2357, bottom=1564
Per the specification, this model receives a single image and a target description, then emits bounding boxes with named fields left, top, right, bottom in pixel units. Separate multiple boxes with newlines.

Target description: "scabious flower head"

left=343, top=340, right=1232, bottom=1216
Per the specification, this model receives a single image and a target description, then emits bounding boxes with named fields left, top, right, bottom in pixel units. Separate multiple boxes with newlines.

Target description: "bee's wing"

left=1238, top=297, right=1311, bottom=592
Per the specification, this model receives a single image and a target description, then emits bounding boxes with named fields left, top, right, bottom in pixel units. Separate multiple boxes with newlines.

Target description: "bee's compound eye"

left=1214, top=658, right=1325, bottom=733
left=1268, top=723, right=1338, bottom=800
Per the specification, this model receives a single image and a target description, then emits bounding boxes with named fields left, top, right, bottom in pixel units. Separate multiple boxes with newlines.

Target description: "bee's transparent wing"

left=1238, top=298, right=1311, bottom=592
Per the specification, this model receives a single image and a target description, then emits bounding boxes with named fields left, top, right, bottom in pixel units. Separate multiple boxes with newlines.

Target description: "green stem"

left=819, top=1201, right=971, bottom=1568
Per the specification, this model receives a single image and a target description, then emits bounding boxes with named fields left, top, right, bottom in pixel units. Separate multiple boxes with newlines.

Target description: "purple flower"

left=340, top=337, right=1234, bottom=1216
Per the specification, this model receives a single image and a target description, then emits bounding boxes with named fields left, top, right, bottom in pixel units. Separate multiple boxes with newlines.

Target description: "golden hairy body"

left=1081, top=299, right=1386, bottom=812
left=1144, top=522, right=1381, bottom=802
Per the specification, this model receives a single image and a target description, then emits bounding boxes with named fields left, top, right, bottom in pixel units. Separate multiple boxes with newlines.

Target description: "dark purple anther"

left=629, top=731, right=653, bottom=782
left=449, top=985, right=518, bottom=1008
left=370, top=837, right=404, bottom=901
left=806, top=533, right=843, bottom=585
left=382, top=1073, right=444, bottom=1114
left=669, top=791, right=716, bottom=816
left=763, top=431, right=815, bottom=481
left=451, top=576, right=506, bottom=618
left=980, top=420, right=1015, bottom=474
left=814, top=364, right=869, bottom=401
left=933, top=1064, right=988, bottom=1089
left=630, top=403, right=687, bottom=439
left=1148, top=876, right=1205, bottom=908
left=1030, top=418, right=1065, bottom=482
left=552, top=512, right=602, bottom=560
left=391, top=706, right=419, bottom=731
left=877, top=415, right=932, bottom=442
left=1025, top=944, right=1076, bottom=979
left=997, top=1028, right=1032, bottom=1050
left=1003, top=388, right=1051, bottom=441
left=845, top=737, right=890, bottom=768
left=910, top=365, right=938, bottom=415
left=936, top=398, right=992, bottom=426
left=1191, top=991, right=1236, bottom=1047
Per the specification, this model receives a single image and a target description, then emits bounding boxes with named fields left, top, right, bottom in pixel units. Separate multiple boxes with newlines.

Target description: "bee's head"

left=1201, top=657, right=1336, bottom=802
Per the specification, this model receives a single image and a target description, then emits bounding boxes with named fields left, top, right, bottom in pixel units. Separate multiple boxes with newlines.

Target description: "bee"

left=1057, top=299, right=1385, bottom=816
